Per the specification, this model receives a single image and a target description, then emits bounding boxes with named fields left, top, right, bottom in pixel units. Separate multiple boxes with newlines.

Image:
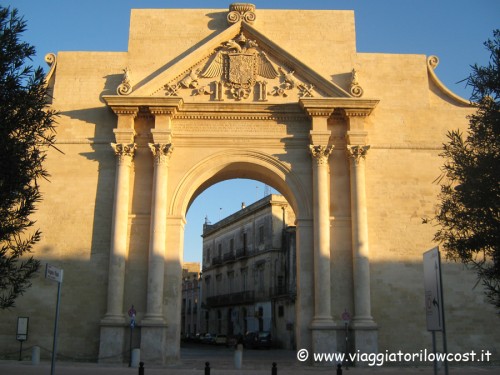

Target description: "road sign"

left=16, top=317, right=29, bottom=341
left=341, top=310, right=351, bottom=323
left=45, top=264, right=63, bottom=283
left=423, top=247, right=443, bottom=331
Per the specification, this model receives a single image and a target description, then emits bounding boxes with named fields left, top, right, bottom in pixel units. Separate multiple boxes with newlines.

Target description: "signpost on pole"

left=128, top=305, right=136, bottom=367
left=16, top=317, right=29, bottom=361
left=341, top=309, right=351, bottom=369
left=45, top=264, right=63, bottom=375
left=423, top=247, right=448, bottom=375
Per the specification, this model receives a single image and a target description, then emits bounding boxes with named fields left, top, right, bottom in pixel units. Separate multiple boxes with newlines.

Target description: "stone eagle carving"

left=200, top=34, right=279, bottom=89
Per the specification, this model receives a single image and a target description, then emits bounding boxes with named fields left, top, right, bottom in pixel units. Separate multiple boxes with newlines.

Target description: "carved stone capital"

left=111, top=143, right=137, bottom=165
left=309, top=145, right=334, bottom=165
left=347, top=145, right=370, bottom=165
left=149, top=143, right=174, bottom=165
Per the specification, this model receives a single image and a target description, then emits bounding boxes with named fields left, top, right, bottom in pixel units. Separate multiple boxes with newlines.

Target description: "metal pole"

left=431, top=330, right=437, bottom=375
left=437, top=251, right=449, bottom=375
left=18, top=341, right=23, bottom=361
left=129, top=325, right=133, bottom=367
left=50, top=280, right=62, bottom=375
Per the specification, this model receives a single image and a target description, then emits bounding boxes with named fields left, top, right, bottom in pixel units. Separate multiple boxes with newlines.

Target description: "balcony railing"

left=206, top=290, right=255, bottom=307
left=223, top=251, right=235, bottom=262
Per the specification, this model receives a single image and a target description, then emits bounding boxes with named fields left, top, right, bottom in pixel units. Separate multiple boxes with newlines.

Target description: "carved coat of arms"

left=200, top=33, right=279, bottom=99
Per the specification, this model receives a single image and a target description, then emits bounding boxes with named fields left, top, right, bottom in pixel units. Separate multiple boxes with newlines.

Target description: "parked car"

left=201, top=333, right=216, bottom=344
left=214, top=334, right=227, bottom=345
left=243, top=331, right=272, bottom=349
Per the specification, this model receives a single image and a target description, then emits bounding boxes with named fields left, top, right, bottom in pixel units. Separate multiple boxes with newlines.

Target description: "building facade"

left=0, top=3, right=498, bottom=366
left=201, top=195, right=296, bottom=349
left=181, top=263, right=201, bottom=340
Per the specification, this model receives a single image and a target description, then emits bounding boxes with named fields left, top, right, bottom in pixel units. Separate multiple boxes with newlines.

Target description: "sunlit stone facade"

left=0, top=3, right=498, bottom=365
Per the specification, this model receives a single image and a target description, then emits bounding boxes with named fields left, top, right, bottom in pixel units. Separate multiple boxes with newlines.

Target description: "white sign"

left=423, top=247, right=443, bottom=331
left=16, top=317, right=29, bottom=341
left=45, top=264, right=63, bottom=283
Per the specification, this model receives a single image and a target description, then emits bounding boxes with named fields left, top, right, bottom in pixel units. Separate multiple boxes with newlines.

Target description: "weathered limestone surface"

left=0, top=4, right=497, bottom=365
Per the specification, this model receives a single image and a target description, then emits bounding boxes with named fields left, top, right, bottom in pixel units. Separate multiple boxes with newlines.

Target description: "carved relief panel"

left=160, top=33, right=319, bottom=103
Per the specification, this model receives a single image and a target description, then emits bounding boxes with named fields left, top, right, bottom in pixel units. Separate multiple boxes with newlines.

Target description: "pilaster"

left=344, top=109, right=378, bottom=356
left=99, top=107, right=137, bottom=363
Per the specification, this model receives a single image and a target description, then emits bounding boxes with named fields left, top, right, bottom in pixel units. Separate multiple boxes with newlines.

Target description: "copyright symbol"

left=297, top=348, right=309, bottom=362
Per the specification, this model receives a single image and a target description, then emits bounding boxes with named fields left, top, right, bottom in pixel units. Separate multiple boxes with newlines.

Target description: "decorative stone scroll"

left=111, top=143, right=137, bottom=164
left=350, top=69, right=364, bottom=98
left=347, top=145, right=370, bottom=164
left=44, top=53, right=57, bottom=87
left=149, top=143, right=174, bottom=165
left=309, top=145, right=334, bottom=165
left=227, top=3, right=256, bottom=25
left=117, top=67, right=133, bottom=96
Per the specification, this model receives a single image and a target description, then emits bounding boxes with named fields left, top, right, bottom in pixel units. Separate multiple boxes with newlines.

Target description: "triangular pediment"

left=125, top=21, right=351, bottom=103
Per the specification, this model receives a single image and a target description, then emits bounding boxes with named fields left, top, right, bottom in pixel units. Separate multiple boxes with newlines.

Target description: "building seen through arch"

left=200, top=194, right=297, bottom=349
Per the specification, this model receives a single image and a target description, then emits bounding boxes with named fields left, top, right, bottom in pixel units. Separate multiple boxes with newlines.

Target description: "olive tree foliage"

left=432, top=30, right=500, bottom=313
left=0, top=6, right=57, bottom=309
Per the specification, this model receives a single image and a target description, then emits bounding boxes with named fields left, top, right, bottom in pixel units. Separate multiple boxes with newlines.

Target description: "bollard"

left=234, top=343, right=243, bottom=369
left=336, top=363, right=342, bottom=375
left=138, top=361, right=144, bottom=375
left=31, top=346, right=40, bottom=366
left=204, top=361, right=210, bottom=375
left=271, top=362, right=277, bottom=375
left=131, top=348, right=141, bottom=368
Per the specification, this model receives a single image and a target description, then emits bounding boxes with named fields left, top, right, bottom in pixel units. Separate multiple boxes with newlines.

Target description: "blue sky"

left=9, top=0, right=499, bottom=263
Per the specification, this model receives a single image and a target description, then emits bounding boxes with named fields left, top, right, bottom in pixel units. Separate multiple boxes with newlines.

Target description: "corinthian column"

left=347, top=145, right=375, bottom=326
left=105, top=143, right=137, bottom=321
left=309, top=145, right=335, bottom=325
left=144, top=143, right=174, bottom=321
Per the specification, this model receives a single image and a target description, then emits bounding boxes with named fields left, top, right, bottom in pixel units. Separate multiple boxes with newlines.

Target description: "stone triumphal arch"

left=98, top=4, right=378, bottom=363
left=2, top=2, right=498, bottom=366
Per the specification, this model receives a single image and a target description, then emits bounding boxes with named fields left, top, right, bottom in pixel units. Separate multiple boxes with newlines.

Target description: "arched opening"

left=180, top=178, right=297, bottom=350
left=173, top=150, right=312, bottom=352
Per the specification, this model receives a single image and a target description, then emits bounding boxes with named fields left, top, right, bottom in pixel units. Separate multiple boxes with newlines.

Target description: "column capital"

left=342, top=108, right=373, bottom=118
left=347, top=145, right=370, bottom=165
left=309, top=144, right=334, bottom=165
left=148, top=143, right=174, bottom=165
left=111, top=143, right=137, bottom=165
left=149, top=106, right=177, bottom=117
left=110, top=106, right=139, bottom=117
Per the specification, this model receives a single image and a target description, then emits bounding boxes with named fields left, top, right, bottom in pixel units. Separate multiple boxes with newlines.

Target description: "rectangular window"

left=230, top=238, right=234, bottom=252
left=258, top=225, right=264, bottom=245
left=278, top=305, right=284, bottom=317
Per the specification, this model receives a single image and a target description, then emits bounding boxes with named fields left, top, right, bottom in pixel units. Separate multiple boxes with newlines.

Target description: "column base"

left=140, top=320, right=171, bottom=365
left=98, top=318, right=127, bottom=363
left=352, top=319, right=378, bottom=365
left=310, top=319, right=337, bottom=366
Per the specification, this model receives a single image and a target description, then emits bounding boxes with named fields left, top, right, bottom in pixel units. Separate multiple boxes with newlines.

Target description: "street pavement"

left=1, top=343, right=498, bottom=375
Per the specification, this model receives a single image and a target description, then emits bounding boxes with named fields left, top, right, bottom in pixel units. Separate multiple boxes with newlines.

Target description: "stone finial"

left=350, top=69, right=364, bottom=97
left=117, top=67, right=133, bottom=95
left=227, top=3, right=256, bottom=25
